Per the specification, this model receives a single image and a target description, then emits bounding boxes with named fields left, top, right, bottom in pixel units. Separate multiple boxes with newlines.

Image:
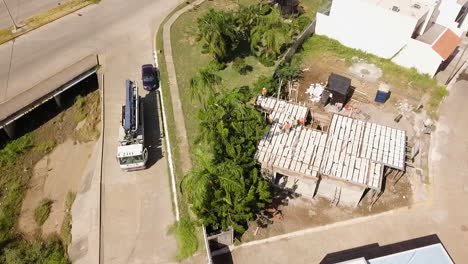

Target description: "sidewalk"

left=162, top=0, right=205, bottom=174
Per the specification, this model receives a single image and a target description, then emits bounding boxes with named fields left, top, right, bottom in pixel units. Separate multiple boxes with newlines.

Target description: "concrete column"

left=54, top=93, right=64, bottom=108
left=3, top=122, right=16, bottom=139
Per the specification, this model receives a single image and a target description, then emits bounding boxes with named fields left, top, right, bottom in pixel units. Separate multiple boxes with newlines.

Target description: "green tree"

left=197, top=9, right=238, bottom=60
left=189, top=66, right=222, bottom=105
left=250, top=7, right=291, bottom=60
left=274, top=59, right=302, bottom=81
left=185, top=87, right=271, bottom=233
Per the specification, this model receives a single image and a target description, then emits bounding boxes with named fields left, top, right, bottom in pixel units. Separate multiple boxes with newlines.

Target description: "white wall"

left=433, top=0, right=467, bottom=35
left=315, top=0, right=419, bottom=59
left=392, top=39, right=442, bottom=76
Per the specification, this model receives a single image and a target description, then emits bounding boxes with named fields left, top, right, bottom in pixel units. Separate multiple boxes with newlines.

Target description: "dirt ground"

left=241, top=170, right=413, bottom=243
left=296, top=56, right=422, bottom=109
left=17, top=88, right=101, bottom=239
left=240, top=56, right=434, bottom=244
left=18, top=139, right=95, bottom=237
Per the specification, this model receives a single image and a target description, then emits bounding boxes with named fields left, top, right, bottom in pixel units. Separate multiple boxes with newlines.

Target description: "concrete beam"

left=3, top=122, right=16, bottom=139
left=54, top=93, right=63, bottom=108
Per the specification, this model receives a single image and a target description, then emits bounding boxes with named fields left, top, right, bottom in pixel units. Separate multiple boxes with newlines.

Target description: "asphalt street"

left=0, top=0, right=63, bottom=29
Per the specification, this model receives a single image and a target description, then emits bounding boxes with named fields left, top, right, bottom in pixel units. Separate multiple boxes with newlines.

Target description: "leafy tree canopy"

left=185, top=87, right=271, bottom=233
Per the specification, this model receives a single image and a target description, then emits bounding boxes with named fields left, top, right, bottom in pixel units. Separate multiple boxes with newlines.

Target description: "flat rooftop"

left=255, top=98, right=406, bottom=190
left=362, top=0, right=435, bottom=19
left=417, top=23, right=446, bottom=44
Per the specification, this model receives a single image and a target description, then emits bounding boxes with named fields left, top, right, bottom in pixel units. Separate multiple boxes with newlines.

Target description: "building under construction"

left=254, top=96, right=407, bottom=206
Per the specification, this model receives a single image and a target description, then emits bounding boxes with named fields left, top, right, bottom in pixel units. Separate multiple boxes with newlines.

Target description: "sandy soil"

left=18, top=139, right=95, bottom=237
left=241, top=171, right=413, bottom=242
left=16, top=88, right=101, bottom=239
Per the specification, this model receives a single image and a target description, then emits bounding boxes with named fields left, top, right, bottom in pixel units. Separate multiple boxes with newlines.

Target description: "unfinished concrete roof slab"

left=255, top=98, right=407, bottom=191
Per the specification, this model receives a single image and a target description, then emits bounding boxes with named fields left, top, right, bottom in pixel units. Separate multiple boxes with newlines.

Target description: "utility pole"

left=2, top=0, right=18, bottom=31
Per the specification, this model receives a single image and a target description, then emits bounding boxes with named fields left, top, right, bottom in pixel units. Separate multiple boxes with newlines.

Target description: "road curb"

left=152, top=26, right=180, bottom=222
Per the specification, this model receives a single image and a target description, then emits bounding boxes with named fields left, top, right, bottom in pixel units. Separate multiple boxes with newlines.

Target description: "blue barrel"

left=375, top=90, right=389, bottom=103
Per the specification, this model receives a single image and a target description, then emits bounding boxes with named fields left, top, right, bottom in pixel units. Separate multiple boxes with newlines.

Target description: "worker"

left=298, top=118, right=305, bottom=126
left=293, top=119, right=298, bottom=128
left=283, top=122, right=291, bottom=132
left=261, top=87, right=267, bottom=97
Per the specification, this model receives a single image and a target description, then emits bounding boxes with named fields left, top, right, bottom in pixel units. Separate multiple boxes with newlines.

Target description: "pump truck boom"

left=116, top=80, right=148, bottom=170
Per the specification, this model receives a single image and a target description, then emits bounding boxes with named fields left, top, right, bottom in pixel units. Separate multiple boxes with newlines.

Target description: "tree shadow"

left=1, top=73, right=99, bottom=147
left=141, top=91, right=164, bottom=168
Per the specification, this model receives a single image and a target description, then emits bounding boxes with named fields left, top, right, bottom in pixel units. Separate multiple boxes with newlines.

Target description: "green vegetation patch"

left=300, top=35, right=447, bottom=118
left=33, top=140, right=56, bottom=152
left=60, top=192, right=76, bottom=247
left=1, top=238, right=70, bottom=264
left=173, top=217, right=199, bottom=261
left=34, top=198, right=53, bottom=226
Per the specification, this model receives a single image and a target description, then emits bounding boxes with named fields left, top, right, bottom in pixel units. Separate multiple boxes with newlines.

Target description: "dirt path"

left=18, top=139, right=96, bottom=237
left=162, top=0, right=205, bottom=174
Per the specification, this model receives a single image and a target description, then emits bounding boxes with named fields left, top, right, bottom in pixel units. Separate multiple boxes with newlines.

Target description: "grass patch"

left=34, top=199, right=53, bottom=226
left=60, top=192, right=76, bottom=248
left=300, top=35, right=447, bottom=118
left=0, top=0, right=100, bottom=45
left=33, top=139, right=56, bottom=152
left=2, top=237, right=70, bottom=264
left=173, top=217, right=199, bottom=261
left=299, top=0, right=329, bottom=18
left=74, top=111, right=86, bottom=122
left=0, top=133, right=34, bottom=167
left=74, top=95, right=87, bottom=122
left=0, top=180, right=25, bottom=243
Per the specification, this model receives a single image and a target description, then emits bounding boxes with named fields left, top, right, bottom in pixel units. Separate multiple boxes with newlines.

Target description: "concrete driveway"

left=218, top=75, right=468, bottom=263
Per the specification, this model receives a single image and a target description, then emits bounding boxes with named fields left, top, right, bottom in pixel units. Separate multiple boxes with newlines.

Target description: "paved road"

left=0, top=0, right=63, bottom=29
left=1, top=0, right=183, bottom=263
left=216, top=75, right=468, bottom=263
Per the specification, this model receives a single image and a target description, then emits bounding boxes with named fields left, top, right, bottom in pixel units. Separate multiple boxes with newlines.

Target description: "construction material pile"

left=305, top=83, right=325, bottom=103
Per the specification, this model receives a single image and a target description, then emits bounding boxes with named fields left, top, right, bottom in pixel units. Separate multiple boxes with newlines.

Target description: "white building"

left=316, top=0, right=467, bottom=76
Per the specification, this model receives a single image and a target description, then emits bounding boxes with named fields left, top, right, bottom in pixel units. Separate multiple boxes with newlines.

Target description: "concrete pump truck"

left=116, top=80, right=148, bottom=171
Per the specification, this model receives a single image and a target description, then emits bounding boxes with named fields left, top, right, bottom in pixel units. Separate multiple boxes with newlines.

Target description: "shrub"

left=253, top=75, right=277, bottom=95
left=34, top=199, right=53, bottom=226
left=232, top=57, right=250, bottom=75
left=206, top=60, right=227, bottom=71
left=3, top=238, right=70, bottom=264
left=258, top=55, right=275, bottom=67
left=292, top=15, right=311, bottom=33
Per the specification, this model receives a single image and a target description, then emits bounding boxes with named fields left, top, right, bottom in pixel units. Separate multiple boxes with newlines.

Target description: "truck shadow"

left=141, top=91, right=163, bottom=168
